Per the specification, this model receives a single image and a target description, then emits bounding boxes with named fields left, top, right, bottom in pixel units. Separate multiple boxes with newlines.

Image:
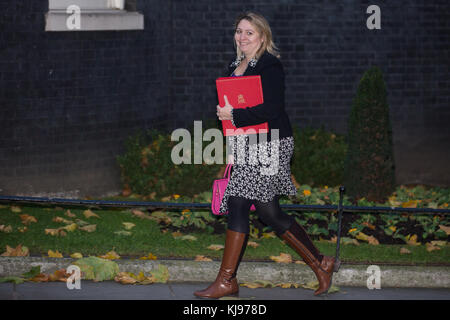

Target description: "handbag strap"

left=223, top=164, right=233, bottom=179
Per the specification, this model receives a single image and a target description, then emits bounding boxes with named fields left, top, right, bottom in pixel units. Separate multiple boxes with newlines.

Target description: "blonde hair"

left=233, top=12, right=280, bottom=59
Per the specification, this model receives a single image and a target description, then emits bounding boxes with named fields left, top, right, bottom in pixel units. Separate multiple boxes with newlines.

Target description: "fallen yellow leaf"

left=62, top=223, right=78, bottom=232
left=114, top=268, right=163, bottom=285
left=48, top=269, right=71, bottom=282
left=122, top=222, right=136, bottom=230
left=400, top=247, right=411, bottom=254
left=52, top=216, right=73, bottom=224
left=18, top=226, right=28, bottom=233
left=431, top=241, right=447, bottom=247
left=270, top=253, right=292, bottom=264
left=247, top=241, right=259, bottom=248
left=355, top=232, right=379, bottom=245
left=65, top=210, right=77, bottom=218
left=139, top=253, right=157, bottom=260
left=439, top=225, right=450, bottom=236
left=1, top=244, right=30, bottom=257
left=277, top=283, right=299, bottom=288
left=48, top=249, right=63, bottom=258
left=362, top=222, right=376, bottom=230
left=79, top=224, right=96, bottom=232
left=240, top=280, right=275, bottom=289
left=207, top=244, right=224, bottom=251
left=406, top=234, right=421, bottom=246
left=115, top=272, right=138, bottom=284
left=178, top=235, right=197, bottom=241
left=355, top=232, right=369, bottom=241
left=136, top=271, right=147, bottom=282
left=131, top=209, right=152, bottom=220
left=29, top=273, right=49, bottom=282
left=114, top=230, right=132, bottom=236
left=401, top=200, right=418, bottom=208
left=83, top=209, right=100, bottom=219
left=19, top=214, right=37, bottom=225
left=45, top=228, right=67, bottom=237
left=161, top=196, right=172, bottom=202
left=425, top=242, right=441, bottom=252
left=195, top=255, right=212, bottom=262
left=147, top=264, right=170, bottom=284
left=388, top=196, right=401, bottom=206
left=367, top=235, right=379, bottom=245
left=172, top=231, right=183, bottom=238
left=10, top=206, right=22, bottom=213
left=301, top=280, right=340, bottom=293
left=0, top=225, right=13, bottom=233
left=70, top=252, right=83, bottom=259
left=261, top=232, right=276, bottom=239
left=240, top=282, right=264, bottom=289
left=75, top=219, right=90, bottom=227
left=99, top=250, right=120, bottom=260
left=342, top=237, right=359, bottom=246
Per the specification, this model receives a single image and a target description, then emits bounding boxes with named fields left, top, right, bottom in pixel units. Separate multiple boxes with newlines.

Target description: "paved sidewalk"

left=1, top=257, right=449, bottom=289
left=1, top=281, right=449, bottom=300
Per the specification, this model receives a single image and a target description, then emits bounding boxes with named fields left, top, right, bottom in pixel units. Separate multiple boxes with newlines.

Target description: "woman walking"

left=194, top=12, right=335, bottom=299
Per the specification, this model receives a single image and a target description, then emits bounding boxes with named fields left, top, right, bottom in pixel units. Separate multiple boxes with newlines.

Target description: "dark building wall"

left=0, top=0, right=171, bottom=197
left=0, top=0, right=448, bottom=198
left=167, top=0, right=450, bottom=187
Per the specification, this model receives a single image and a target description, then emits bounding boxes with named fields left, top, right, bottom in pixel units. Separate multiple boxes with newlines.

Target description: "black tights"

left=227, top=195, right=295, bottom=236
left=227, top=195, right=323, bottom=262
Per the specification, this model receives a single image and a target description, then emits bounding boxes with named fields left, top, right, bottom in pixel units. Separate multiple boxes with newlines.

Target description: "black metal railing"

left=1, top=186, right=449, bottom=271
left=0, top=193, right=448, bottom=215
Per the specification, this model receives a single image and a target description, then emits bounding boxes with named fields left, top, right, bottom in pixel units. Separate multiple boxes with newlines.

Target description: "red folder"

left=216, top=75, right=269, bottom=136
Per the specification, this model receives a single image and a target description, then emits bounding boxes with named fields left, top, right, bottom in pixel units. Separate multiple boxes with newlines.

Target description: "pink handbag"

left=211, top=164, right=255, bottom=215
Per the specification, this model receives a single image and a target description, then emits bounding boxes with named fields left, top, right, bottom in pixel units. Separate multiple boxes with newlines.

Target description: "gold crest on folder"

left=237, top=94, right=246, bottom=104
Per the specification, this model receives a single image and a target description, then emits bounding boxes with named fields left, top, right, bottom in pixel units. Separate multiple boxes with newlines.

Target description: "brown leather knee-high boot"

left=194, top=229, right=248, bottom=299
left=280, top=222, right=335, bottom=296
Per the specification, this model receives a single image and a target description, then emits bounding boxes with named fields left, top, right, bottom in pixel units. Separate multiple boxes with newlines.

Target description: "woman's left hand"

left=217, top=95, right=233, bottom=120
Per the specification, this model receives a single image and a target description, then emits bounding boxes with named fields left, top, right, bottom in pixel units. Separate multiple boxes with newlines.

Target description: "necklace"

left=230, top=54, right=258, bottom=68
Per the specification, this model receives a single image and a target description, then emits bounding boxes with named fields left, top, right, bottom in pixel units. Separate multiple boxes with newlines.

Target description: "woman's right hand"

left=216, top=95, right=233, bottom=121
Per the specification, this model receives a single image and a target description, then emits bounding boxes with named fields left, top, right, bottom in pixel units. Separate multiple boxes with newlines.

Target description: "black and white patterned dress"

left=219, top=134, right=298, bottom=214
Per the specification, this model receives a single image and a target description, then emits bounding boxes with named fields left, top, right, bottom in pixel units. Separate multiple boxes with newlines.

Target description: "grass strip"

left=0, top=205, right=448, bottom=265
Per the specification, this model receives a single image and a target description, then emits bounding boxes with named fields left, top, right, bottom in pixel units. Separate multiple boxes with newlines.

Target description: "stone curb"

left=1, top=257, right=449, bottom=288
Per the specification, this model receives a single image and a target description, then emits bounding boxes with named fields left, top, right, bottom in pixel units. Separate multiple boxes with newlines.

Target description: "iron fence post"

left=334, top=185, right=345, bottom=272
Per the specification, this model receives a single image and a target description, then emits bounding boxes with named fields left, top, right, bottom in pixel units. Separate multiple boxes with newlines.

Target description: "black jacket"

left=226, top=51, right=294, bottom=141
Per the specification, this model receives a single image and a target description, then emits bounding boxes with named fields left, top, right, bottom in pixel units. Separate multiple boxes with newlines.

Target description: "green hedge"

left=291, top=126, right=347, bottom=187
left=117, top=126, right=347, bottom=198
left=116, top=128, right=223, bottom=199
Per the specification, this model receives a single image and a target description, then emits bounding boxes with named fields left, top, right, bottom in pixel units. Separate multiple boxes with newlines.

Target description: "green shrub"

left=344, top=66, right=396, bottom=204
left=117, top=124, right=348, bottom=197
left=116, top=126, right=224, bottom=199
left=291, top=126, right=347, bottom=187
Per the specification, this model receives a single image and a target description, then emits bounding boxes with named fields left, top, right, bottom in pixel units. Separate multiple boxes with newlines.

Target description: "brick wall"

left=0, top=0, right=172, bottom=197
left=0, top=0, right=448, bottom=197
left=167, top=0, right=450, bottom=187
